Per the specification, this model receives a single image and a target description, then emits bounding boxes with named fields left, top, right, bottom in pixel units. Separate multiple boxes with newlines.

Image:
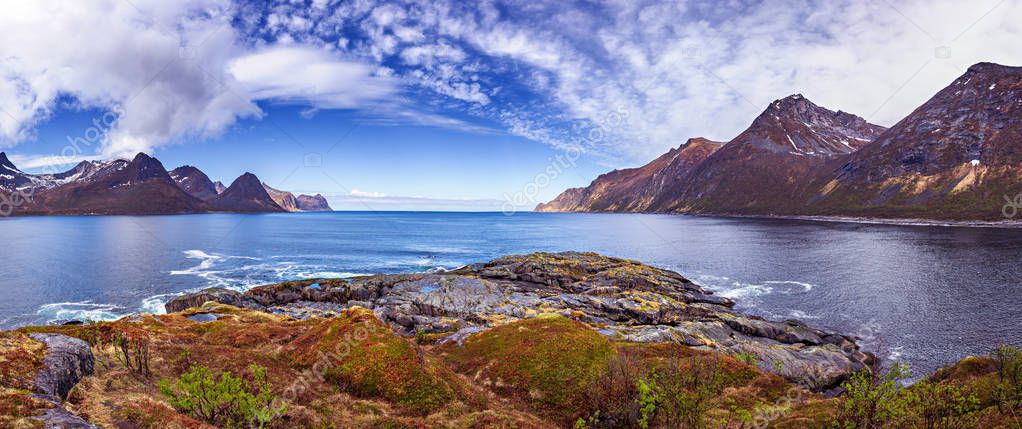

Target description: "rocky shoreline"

left=166, top=251, right=871, bottom=390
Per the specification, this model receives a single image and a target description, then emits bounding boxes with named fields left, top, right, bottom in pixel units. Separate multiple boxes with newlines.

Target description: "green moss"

left=444, top=314, right=616, bottom=423
left=289, top=307, right=455, bottom=415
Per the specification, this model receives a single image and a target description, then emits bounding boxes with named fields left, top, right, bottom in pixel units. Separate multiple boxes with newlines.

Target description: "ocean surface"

left=2, top=211, right=1020, bottom=376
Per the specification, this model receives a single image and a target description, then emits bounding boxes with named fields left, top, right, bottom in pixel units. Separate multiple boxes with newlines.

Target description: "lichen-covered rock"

left=29, top=334, right=94, bottom=400
left=167, top=251, right=870, bottom=389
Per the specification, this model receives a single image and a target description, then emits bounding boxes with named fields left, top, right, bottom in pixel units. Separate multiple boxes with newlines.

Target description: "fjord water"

left=2, top=212, right=1020, bottom=376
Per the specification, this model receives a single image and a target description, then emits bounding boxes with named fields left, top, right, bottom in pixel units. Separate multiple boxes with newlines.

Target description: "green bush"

left=638, top=356, right=726, bottom=429
left=159, top=364, right=286, bottom=428
left=899, top=380, right=980, bottom=429
left=834, top=362, right=910, bottom=429
left=637, top=378, right=657, bottom=429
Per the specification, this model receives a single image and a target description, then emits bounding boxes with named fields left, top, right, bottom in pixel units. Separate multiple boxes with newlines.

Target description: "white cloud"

left=349, top=189, right=388, bottom=198
left=228, top=46, right=398, bottom=109
left=0, top=0, right=258, bottom=159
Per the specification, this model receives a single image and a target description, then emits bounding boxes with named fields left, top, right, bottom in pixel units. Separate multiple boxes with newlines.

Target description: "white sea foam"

left=888, top=346, right=906, bottom=362
left=36, top=301, right=129, bottom=323
left=716, top=282, right=774, bottom=299
left=141, top=294, right=177, bottom=315
left=788, top=309, right=820, bottom=319
left=695, top=273, right=817, bottom=299
left=764, top=280, right=815, bottom=293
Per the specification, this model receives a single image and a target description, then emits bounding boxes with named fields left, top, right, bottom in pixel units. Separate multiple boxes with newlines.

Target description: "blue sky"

left=0, top=0, right=1019, bottom=210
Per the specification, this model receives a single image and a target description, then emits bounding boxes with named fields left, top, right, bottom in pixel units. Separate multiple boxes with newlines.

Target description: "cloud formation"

left=1, top=0, right=1021, bottom=165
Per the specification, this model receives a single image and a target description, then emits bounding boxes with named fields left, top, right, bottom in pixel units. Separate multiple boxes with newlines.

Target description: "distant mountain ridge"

left=0, top=153, right=332, bottom=216
left=537, top=62, right=1022, bottom=221
left=535, top=137, right=724, bottom=212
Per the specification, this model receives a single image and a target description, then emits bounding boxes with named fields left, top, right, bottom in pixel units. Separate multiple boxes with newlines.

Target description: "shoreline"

left=697, top=212, right=1022, bottom=228
left=535, top=209, right=1022, bottom=228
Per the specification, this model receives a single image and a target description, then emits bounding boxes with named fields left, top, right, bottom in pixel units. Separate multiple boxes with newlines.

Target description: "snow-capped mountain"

left=0, top=152, right=330, bottom=216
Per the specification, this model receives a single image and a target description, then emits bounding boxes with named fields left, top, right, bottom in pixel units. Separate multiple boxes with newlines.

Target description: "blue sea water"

left=1, top=211, right=1020, bottom=376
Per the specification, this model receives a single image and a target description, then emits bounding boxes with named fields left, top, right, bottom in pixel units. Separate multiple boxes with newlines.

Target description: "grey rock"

left=30, top=334, right=94, bottom=400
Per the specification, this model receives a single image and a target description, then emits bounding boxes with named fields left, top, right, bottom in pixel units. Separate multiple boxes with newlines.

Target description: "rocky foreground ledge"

left=168, top=251, right=870, bottom=390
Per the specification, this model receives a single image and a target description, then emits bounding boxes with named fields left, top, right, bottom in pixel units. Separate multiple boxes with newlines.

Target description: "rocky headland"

left=166, top=252, right=869, bottom=390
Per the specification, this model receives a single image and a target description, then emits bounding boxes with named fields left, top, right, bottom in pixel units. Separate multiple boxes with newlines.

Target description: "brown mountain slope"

left=262, top=183, right=300, bottom=212
left=808, top=62, right=1022, bottom=220
left=535, top=138, right=723, bottom=212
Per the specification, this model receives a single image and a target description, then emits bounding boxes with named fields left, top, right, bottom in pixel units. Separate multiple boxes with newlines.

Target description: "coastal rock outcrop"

left=167, top=251, right=870, bottom=389
left=165, top=287, right=243, bottom=313
left=29, top=333, right=94, bottom=400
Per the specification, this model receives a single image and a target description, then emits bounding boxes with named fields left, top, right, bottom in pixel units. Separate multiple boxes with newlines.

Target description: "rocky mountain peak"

left=745, top=94, right=885, bottom=156
left=763, top=94, right=843, bottom=126
left=170, top=165, right=220, bottom=201
left=0, top=152, right=16, bottom=171
left=964, top=61, right=1021, bottom=76
left=232, top=172, right=261, bottom=188
left=126, top=152, right=172, bottom=182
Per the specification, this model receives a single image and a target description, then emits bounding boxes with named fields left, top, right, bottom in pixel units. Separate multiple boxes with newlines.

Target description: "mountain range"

left=0, top=152, right=332, bottom=215
left=537, top=62, right=1022, bottom=221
